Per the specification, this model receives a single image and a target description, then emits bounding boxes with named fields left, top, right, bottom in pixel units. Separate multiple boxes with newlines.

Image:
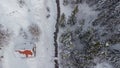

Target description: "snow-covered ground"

left=0, top=0, right=57, bottom=68
left=94, top=62, right=113, bottom=68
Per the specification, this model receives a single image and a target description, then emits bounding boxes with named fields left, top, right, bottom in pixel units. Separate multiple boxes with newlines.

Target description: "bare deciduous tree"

left=0, top=24, right=12, bottom=47
left=28, top=24, right=41, bottom=41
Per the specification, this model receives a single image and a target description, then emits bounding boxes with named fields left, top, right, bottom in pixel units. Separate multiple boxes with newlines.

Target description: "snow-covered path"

left=29, top=0, right=57, bottom=68
left=0, top=0, right=57, bottom=68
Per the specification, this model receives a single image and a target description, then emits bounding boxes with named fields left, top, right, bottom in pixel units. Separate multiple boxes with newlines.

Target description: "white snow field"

left=0, top=0, right=57, bottom=68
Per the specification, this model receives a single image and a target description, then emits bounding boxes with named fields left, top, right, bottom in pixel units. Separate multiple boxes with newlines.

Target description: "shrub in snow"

left=28, top=23, right=41, bottom=41
left=0, top=24, right=12, bottom=47
left=17, top=0, right=26, bottom=8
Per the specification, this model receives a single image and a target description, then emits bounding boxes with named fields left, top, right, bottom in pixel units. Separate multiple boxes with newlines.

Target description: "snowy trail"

left=0, top=0, right=57, bottom=68
left=28, top=0, right=57, bottom=68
